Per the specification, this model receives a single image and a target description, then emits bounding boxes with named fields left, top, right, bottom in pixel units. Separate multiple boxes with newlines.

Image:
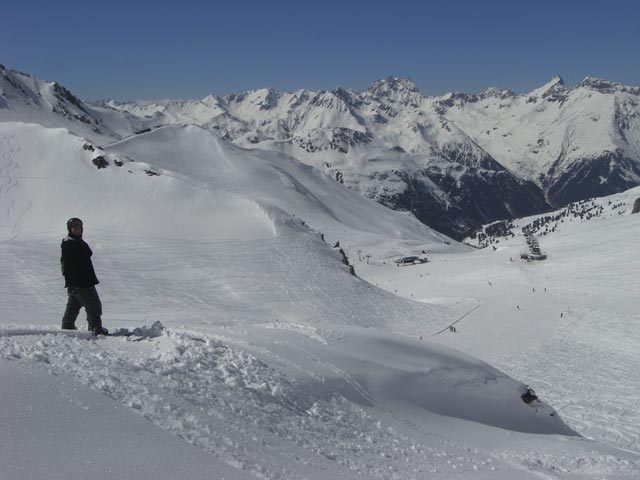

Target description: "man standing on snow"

left=60, top=218, right=108, bottom=335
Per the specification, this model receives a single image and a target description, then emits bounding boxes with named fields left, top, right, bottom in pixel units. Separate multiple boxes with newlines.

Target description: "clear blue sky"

left=3, top=0, right=639, bottom=101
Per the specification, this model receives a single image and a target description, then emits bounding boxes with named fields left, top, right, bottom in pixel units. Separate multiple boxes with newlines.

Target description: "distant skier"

left=60, top=218, right=108, bottom=335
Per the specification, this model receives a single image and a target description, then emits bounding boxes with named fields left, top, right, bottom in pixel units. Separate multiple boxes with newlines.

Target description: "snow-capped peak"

left=365, top=76, right=421, bottom=96
left=579, top=77, right=618, bottom=91
left=201, top=93, right=223, bottom=107
left=2, top=64, right=640, bottom=241
left=578, top=76, right=640, bottom=94
left=548, top=74, right=565, bottom=86
left=528, top=75, right=566, bottom=98
left=480, top=86, right=517, bottom=100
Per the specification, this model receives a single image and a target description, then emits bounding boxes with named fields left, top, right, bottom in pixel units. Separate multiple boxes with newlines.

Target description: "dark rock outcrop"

left=546, top=151, right=640, bottom=206
left=373, top=165, right=550, bottom=240
left=92, top=156, right=108, bottom=169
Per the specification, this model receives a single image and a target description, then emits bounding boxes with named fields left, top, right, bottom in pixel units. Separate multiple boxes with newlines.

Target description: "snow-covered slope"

left=358, top=186, right=640, bottom=460
left=102, top=77, right=556, bottom=238
left=106, top=77, right=640, bottom=197
left=0, top=359, right=252, bottom=480
left=4, top=121, right=638, bottom=478
left=5, top=65, right=639, bottom=239
left=440, top=77, right=640, bottom=205
left=102, top=124, right=450, bottom=250
left=0, top=121, right=456, bottom=331
left=0, top=65, right=153, bottom=143
left=465, top=185, right=640, bottom=249
left=104, top=75, right=640, bottom=236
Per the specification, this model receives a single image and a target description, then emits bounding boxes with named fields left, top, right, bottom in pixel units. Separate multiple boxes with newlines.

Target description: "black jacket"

left=60, top=235, right=99, bottom=288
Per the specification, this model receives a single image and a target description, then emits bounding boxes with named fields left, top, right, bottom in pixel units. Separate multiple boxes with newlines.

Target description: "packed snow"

left=1, top=120, right=639, bottom=479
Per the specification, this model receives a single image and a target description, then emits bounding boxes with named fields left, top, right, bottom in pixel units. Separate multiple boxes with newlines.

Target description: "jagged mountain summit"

left=0, top=65, right=152, bottom=143
left=98, top=74, right=640, bottom=237
left=2, top=65, right=640, bottom=238
left=438, top=75, right=640, bottom=206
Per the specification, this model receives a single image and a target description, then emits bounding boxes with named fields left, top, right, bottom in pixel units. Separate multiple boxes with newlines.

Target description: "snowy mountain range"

left=2, top=64, right=640, bottom=239
left=2, top=62, right=640, bottom=478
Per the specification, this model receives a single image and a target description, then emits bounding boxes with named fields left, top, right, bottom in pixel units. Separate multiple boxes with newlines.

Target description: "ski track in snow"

left=0, top=135, right=22, bottom=242
left=495, top=305, right=640, bottom=453
left=2, top=225, right=640, bottom=478
left=500, top=216, right=640, bottom=455
left=359, top=206, right=640, bottom=464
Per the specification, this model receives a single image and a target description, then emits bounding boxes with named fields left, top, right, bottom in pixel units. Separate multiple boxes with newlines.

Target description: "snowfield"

left=359, top=187, right=640, bottom=456
left=1, top=121, right=639, bottom=479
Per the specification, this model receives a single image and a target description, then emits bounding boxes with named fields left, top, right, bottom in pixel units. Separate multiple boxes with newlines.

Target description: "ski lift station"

left=521, top=233, right=547, bottom=261
left=395, top=255, right=429, bottom=267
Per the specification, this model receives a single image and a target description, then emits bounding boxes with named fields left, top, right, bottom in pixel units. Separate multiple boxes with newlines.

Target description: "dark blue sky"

left=3, top=0, right=639, bottom=101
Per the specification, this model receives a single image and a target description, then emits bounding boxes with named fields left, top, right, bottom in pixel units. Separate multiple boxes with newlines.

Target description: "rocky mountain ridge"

left=100, top=74, right=640, bottom=234
left=2, top=65, right=639, bottom=239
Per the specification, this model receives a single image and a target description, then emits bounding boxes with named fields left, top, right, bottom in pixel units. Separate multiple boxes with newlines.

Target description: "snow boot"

left=89, top=325, right=109, bottom=336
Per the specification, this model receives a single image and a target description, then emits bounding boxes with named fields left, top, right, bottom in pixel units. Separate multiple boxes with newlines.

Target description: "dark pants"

left=61, top=286, right=103, bottom=330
